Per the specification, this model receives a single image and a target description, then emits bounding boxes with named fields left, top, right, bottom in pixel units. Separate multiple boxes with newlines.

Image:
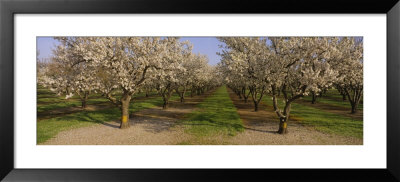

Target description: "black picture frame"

left=1, top=0, right=399, bottom=181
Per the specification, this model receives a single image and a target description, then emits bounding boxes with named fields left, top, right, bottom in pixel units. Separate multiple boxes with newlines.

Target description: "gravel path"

left=42, top=93, right=212, bottom=145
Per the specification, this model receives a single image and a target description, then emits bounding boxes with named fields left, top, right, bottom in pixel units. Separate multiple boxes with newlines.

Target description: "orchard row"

left=37, top=37, right=222, bottom=129
left=217, top=37, right=363, bottom=134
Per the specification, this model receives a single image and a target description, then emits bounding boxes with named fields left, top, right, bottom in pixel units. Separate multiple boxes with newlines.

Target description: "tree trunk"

left=272, top=86, right=292, bottom=135
left=277, top=118, right=288, bottom=134
left=163, top=98, right=169, bottom=109
left=120, top=93, right=132, bottom=129
left=311, top=93, right=316, bottom=104
left=241, top=87, right=247, bottom=102
left=179, top=87, right=186, bottom=103
left=342, top=94, right=346, bottom=101
left=345, top=88, right=362, bottom=114
left=351, top=102, right=358, bottom=114
left=80, top=91, right=89, bottom=109
left=254, top=101, right=259, bottom=112
left=249, top=86, right=265, bottom=112
left=244, top=89, right=251, bottom=103
left=81, top=100, right=87, bottom=109
left=162, top=92, right=172, bottom=109
left=277, top=102, right=291, bottom=134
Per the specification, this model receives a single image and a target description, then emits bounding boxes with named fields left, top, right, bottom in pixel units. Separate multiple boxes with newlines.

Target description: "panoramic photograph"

left=36, top=37, right=363, bottom=145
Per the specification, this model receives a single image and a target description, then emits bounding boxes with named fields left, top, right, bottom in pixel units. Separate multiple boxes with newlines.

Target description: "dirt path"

left=226, top=89, right=362, bottom=145
left=42, top=92, right=214, bottom=145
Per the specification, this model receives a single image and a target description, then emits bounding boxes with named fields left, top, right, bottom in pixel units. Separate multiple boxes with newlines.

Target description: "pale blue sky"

left=36, top=37, right=223, bottom=65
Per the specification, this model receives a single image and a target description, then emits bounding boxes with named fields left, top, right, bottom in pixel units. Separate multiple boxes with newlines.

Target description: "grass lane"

left=179, top=86, right=244, bottom=143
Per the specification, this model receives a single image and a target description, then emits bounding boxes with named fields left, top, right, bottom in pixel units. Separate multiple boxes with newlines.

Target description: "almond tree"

left=36, top=51, right=48, bottom=85
left=267, top=37, right=339, bottom=134
left=175, top=53, right=208, bottom=103
left=218, top=37, right=340, bottom=134
left=79, top=37, right=181, bottom=129
left=198, top=64, right=218, bottom=92
left=40, top=37, right=98, bottom=109
left=218, top=37, right=269, bottom=111
left=150, top=39, right=192, bottom=109
left=218, top=61, right=249, bottom=101
left=329, top=37, right=363, bottom=113
left=187, top=55, right=215, bottom=97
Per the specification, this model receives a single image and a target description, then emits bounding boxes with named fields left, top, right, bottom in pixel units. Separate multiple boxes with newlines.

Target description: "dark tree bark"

left=81, top=100, right=87, bottom=108
left=249, top=86, right=265, bottom=112
left=160, top=83, right=174, bottom=109
left=271, top=85, right=304, bottom=135
left=197, top=88, right=201, bottom=95
left=253, top=100, right=259, bottom=111
left=277, top=102, right=291, bottom=134
left=350, top=102, right=358, bottom=114
left=337, top=86, right=347, bottom=101
left=345, top=87, right=363, bottom=114
left=311, top=92, right=317, bottom=104
left=77, top=91, right=90, bottom=109
left=238, top=89, right=242, bottom=99
left=242, top=87, right=250, bottom=103
left=162, top=98, right=170, bottom=109
left=120, top=92, right=132, bottom=129
left=104, top=89, right=132, bottom=129
left=176, top=86, right=186, bottom=103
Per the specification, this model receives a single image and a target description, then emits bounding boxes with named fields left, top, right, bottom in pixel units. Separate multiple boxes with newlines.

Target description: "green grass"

left=37, top=100, right=82, bottom=112
left=37, top=96, right=110, bottom=113
left=37, top=88, right=186, bottom=144
left=37, top=87, right=82, bottom=112
left=37, top=84, right=160, bottom=113
left=262, top=97, right=363, bottom=139
left=37, top=85, right=109, bottom=112
left=179, top=86, right=244, bottom=140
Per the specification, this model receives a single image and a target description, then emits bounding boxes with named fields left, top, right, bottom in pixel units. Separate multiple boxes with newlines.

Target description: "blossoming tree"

left=152, top=38, right=191, bottom=109
left=40, top=37, right=99, bottom=109
left=88, top=37, right=189, bottom=128
left=267, top=37, right=339, bottom=134
left=329, top=37, right=363, bottom=113
left=175, top=53, right=209, bottom=103
left=218, top=37, right=269, bottom=111
left=219, top=37, right=340, bottom=134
